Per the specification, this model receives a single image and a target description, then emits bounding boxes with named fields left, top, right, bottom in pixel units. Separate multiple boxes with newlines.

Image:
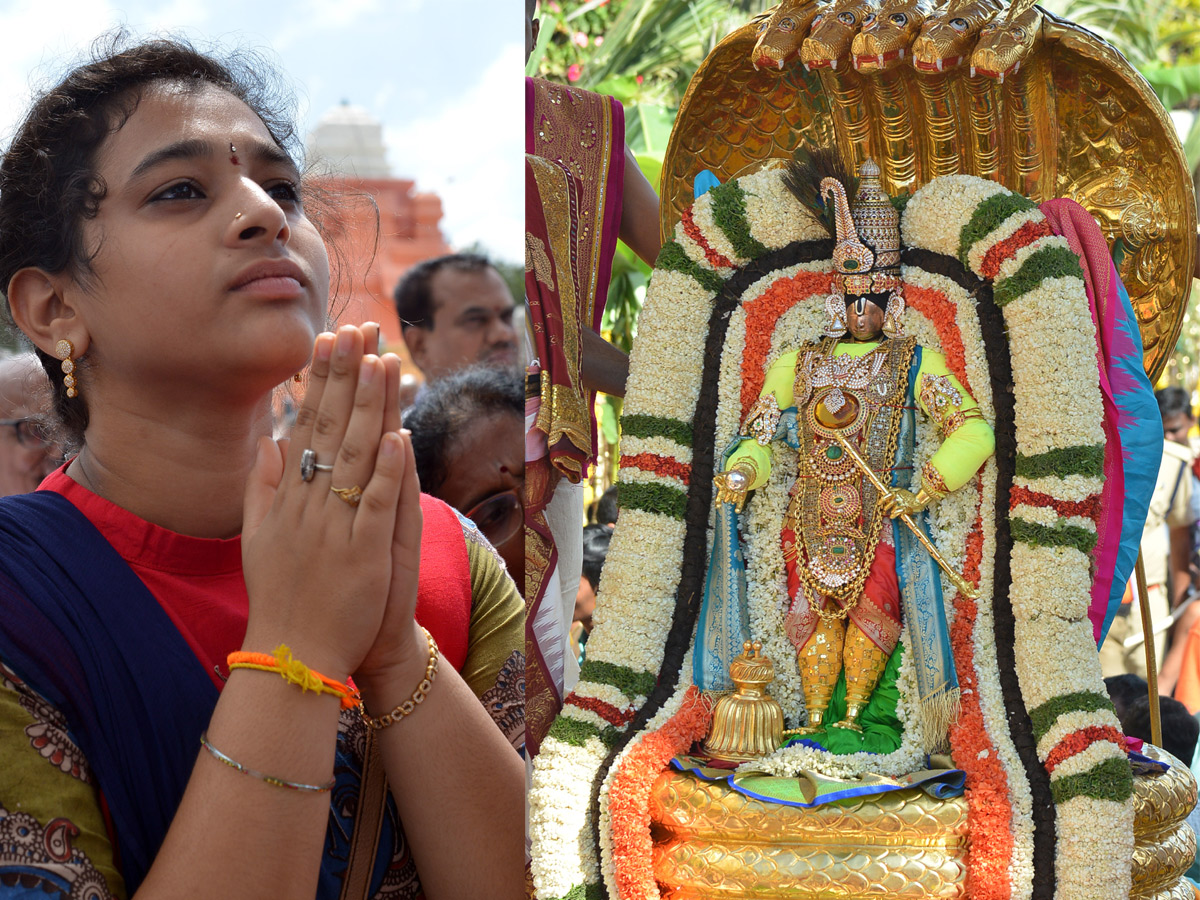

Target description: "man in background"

left=395, top=253, right=518, bottom=384
left=1105, top=387, right=1197, bottom=682
left=0, top=353, right=60, bottom=496
left=593, top=485, right=618, bottom=529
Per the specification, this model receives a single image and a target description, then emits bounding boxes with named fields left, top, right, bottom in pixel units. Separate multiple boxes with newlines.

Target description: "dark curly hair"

left=0, top=34, right=304, bottom=451
left=402, top=365, right=523, bottom=496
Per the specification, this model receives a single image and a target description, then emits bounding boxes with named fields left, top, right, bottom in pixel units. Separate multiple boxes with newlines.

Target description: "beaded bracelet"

left=360, top=627, right=439, bottom=730
left=200, top=732, right=336, bottom=793
left=227, top=644, right=360, bottom=710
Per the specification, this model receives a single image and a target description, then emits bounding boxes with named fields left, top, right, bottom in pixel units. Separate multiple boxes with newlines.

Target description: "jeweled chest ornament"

left=787, top=337, right=915, bottom=605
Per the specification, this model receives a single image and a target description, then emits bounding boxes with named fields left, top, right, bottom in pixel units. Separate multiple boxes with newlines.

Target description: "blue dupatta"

left=0, top=491, right=216, bottom=889
left=0, top=491, right=401, bottom=896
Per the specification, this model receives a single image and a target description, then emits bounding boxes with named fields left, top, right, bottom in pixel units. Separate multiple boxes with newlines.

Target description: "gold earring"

left=882, top=289, right=905, bottom=339
left=824, top=292, right=848, bottom=337
left=56, top=339, right=78, bottom=399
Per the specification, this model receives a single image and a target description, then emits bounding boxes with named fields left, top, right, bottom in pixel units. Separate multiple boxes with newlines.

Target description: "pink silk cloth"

left=1039, top=198, right=1150, bottom=643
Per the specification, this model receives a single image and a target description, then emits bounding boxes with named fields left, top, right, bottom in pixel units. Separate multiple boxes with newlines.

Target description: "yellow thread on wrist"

left=227, top=644, right=360, bottom=710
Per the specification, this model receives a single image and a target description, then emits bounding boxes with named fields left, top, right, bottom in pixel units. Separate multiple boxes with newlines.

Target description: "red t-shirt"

left=38, top=466, right=473, bottom=682
left=41, top=466, right=246, bottom=689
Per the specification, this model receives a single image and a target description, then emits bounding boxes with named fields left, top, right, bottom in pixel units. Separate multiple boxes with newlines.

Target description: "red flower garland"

left=607, top=686, right=714, bottom=900
left=566, top=693, right=636, bottom=728
left=619, top=452, right=692, bottom=486
left=681, top=206, right=735, bottom=269
left=948, top=485, right=1015, bottom=900
left=904, top=283, right=973, bottom=395
left=739, top=270, right=836, bottom=419
left=978, top=220, right=1053, bottom=281
left=1043, top=725, right=1126, bottom=774
left=1008, top=485, right=1102, bottom=524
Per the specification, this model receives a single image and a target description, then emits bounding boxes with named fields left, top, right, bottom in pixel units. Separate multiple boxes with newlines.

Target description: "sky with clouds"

left=0, top=0, right=523, bottom=263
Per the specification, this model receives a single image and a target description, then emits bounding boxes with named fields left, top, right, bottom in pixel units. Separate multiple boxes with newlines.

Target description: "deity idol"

left=707, top=158, right=994, bottom=740
left=529, top=3, right=1199, bottom=895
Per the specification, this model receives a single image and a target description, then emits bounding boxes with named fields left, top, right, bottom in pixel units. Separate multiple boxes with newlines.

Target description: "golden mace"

left=830, top=429, right=980, bottom=600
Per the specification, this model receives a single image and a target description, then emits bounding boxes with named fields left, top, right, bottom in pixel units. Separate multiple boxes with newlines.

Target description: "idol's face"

left=69, top=80, right=329, bottom=400
left=845, top=295, right=885, bottom=341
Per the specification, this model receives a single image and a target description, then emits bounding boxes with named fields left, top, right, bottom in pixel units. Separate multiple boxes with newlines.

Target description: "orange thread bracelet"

left=228, top=644, right=360, bottom=710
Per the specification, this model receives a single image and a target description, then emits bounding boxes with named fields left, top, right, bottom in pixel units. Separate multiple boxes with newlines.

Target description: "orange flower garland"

left=1043, top=726, right=1126, bottom=774
left=1008, top=485, right=1102, bottom=523
left=908, top=279, right=1014, bottom=897
left=978, top=219, right=1054, bottom=281
left=739, top=270, right=836, bottom=418
left=566, top=694, right=637, bottom=728
left=948, top=486, right=1016, bottom=900
left=607, top=686, right=714, bottom=900
left=681, top=206, right=735, bottom=269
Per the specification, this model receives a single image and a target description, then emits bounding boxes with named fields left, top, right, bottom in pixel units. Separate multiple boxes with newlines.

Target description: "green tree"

left=529, top=0, right=772, bottom=452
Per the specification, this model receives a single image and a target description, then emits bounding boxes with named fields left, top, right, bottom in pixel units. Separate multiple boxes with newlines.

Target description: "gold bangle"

left=360, top=627, right=439, bottom=730
left=920, top=462, right=950, bottom=501
left=735, top=458, right=760, bottom=485
left=940, top=406, right=986, bottom=438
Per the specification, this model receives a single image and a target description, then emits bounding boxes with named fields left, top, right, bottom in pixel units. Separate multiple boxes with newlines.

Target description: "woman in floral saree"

left=0, top=37, right=523, bottom=900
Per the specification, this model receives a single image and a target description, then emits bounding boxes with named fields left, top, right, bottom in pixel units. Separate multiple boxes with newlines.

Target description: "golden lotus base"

left=648, top=744, right=1196, bottom=899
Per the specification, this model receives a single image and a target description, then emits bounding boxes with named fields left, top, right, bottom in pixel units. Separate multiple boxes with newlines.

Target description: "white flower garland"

left=528, top=735, right=608, bottom=897
left=905, top=173, right=1132, bottom=900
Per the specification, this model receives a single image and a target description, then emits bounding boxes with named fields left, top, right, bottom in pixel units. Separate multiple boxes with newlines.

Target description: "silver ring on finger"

left=300, top=448, right=319, bottom=483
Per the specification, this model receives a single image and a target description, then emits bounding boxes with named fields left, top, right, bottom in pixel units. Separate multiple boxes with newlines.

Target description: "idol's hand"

left=880, top=486, right=931, bottom=519
left=714, top=464, right=754, bottom=513
left=241, top=325, right=403, bottom=682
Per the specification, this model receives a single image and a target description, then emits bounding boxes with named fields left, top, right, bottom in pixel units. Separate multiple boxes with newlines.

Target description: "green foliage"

left=530, top=0, right=773, bottom=156
left=1042, top=0, right=1200, bottom=66
left=1049, top=756, right=1135, bottom=804
left=1140, top=62, right=1200, bottom=107
left=547, top=714, right=622, bottom=747
left=579, top=658, right=659, bottom=696
left=957, top=191, right=1037, bottom=268
left=1010, top=517, right=1100, bottom=554
left=1028, top=690, right=1116, bottom=741
left=1014, top=445, right=1107, bottom=480
left=532, top=0, right=625, bottom=84
left=620, top=481, right=689, bottom=519
left=709, top=181, right=769, bottom=260
left=621, top=413, right=694, bottom=446
left=657, top=240, right=726, bottom=292
left=992, top=244, right=1085, bottom=307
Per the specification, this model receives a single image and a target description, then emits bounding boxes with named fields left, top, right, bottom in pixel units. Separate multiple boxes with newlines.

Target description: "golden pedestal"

left=1132, top=745, right=1197, bottom=900
left=648, top=743, right=1196, bottom=899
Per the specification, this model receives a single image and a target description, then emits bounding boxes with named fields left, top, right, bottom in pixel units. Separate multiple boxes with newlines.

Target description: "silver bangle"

left=200, top=732, right=335, bottom=793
